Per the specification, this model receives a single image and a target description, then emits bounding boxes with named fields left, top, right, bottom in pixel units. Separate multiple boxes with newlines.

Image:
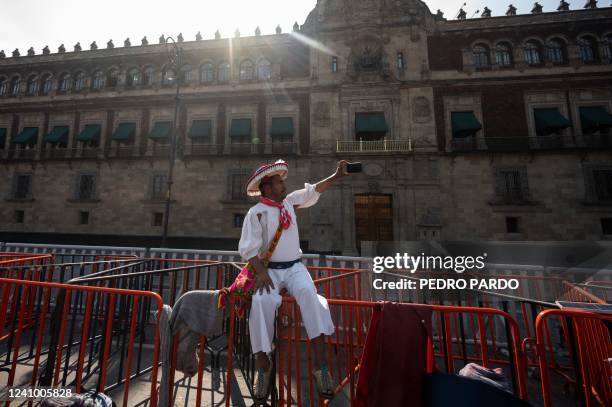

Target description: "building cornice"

left=0, top=34, right=299, bottom=68
left=435, top=8, right=612, bottom=33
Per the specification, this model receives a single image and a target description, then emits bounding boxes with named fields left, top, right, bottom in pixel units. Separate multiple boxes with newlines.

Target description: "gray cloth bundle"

left=158, top=290, right=225, bottom=407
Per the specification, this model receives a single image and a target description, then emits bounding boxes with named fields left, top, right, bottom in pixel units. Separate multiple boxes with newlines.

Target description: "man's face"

left=263, top=175, right=287, bottom=201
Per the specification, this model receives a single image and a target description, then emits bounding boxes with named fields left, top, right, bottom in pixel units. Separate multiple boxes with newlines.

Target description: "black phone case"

left=347, top=162, right=363, bottom=173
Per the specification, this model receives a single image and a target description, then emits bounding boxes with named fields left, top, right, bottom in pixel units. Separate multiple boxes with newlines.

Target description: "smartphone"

left=346, top=162, right=363, bottom=173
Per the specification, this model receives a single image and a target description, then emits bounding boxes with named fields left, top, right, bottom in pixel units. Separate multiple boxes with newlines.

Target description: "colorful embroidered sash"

left=218, top=213, right=285, bottom=317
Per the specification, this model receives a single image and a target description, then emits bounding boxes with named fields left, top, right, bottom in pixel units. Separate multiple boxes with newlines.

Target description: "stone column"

left=217, top=103, right=226, bottom=154
left=341, top=102, right=350, bottom=142
left=104, top=110, right=114, bottom=155
left=38, top=112, right=49, bottom=159
left=140, top=108, right=149, bottom=155
left=341, top=182, right=358, bottom=255
left=299, top=95, right=310, bottom=154
left=72, top=112, right=80, bottom=150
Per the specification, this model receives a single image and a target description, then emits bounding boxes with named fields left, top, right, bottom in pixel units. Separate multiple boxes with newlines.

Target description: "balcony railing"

left=582, top=133, right=612, bottom=148
left=76, top=147, right=103, bottom=158
left=106, top=144, right=138, bottom=158
left=148, top=144, right=172, bottom=158
left=451, top=134, right=612, bottom=152
left=335, top=139, right=413, bottom=153
left=184, top=143, right=222, bottom=156
left=229, top=143, right=265, bottom=155
left=7, top=148, right=37, bottom=160
left=40, top=148, right=71, bottom=159
left=270, top=142, right=298, bottom=155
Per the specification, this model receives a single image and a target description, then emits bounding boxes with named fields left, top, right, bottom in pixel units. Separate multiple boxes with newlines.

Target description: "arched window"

left=143, top=66, right=155, bottom=85
left=162, top=68, right=176, bottom=85
left=472, top=44, right=490, bottom=67
left=9, top=76, right=21, bottom=96
left=546, top=39, right=566, bottom=64
left=495, top=43, right=512, bottom=66
left=0, top=77, right=7, bottom=97
left=200, top=63, right=214, bottom=82
left=180, top=65, right=194, bottom=84
left=59, top=73, right=71, bottom=92
left=523, top=41, right=542, bottom=66
left=126, top=68, right=141, bottom=86
left=257, top=59, right=272, bottom=80
left=106, top=68, right=119, bottom=87
left=218, top=62, right=230, bottom=81
left=41, top=74, right=53, bottom=95
left=73, top=71, right=86, bottom=91
left=26, top=75, right=39, bottom=96
left=91, top=70, right=105, bottom=89
left=578, top=36, right=597, bottom=63
left=239, top=60, right=254, bottom=80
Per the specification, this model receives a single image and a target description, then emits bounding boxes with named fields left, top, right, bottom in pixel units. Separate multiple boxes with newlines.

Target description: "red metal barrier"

left=536, top=308, right=612, bottom=407
left=0, top=253, right=54, bottom=278
left=0, top=254, right=55, bottom=341
left=581, top=281, right=612, bottom=302
left=225, top=295, right=528, bottom=407
left=0, top=277, right=163, bottom=407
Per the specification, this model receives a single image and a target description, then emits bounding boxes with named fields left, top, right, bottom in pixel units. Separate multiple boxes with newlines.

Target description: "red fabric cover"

left=355, top=302, right=434, bottom=407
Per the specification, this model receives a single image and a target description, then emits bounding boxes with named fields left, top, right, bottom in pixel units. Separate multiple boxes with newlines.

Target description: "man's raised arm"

left=314, top=160, right=348, bottom=194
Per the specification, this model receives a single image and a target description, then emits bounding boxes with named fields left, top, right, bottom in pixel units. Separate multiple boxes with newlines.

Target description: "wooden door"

left=354, top=194, right=393, bottom=251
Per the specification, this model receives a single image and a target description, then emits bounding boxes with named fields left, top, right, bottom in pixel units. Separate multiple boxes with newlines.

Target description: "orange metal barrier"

left=581, top=281, right=612, bottom=302
left=0, top=277, right=163, bottom=407
left=152, top=265, right=365, bottom=407
left=0, top=253, right=54, bottom=279
left=225, top=296, right=528, bottom=407
left=536, top=308, right=612, bottom=407
left=379, top=272, right=605, bottom=374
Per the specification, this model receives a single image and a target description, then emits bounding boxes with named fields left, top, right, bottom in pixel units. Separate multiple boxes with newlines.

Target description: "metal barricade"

left=224, top=295, right=528, bottom=407
left=0, top=277, right=163, bottom=407
left=536, top=308, right=612, bottom=407
left=580, top=281, right=612, bottom=302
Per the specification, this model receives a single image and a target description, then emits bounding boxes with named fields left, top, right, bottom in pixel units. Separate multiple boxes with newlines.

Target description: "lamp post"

left=161, top=36, right=181, bottom=248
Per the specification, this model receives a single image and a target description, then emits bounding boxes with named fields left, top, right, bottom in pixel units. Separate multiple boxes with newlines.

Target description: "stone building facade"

left=0, top=0, right=611, bottom=253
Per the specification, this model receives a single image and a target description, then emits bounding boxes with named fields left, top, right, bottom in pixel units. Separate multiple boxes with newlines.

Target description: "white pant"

left=249, top=262, right=335, bottom=354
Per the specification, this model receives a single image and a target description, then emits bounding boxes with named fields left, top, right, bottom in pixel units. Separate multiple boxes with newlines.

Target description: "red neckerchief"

left=259, top=197, right=292, bottom=229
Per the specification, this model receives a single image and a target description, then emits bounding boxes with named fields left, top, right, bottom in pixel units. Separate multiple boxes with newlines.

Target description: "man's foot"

left=253, top=363, right=273, bottom=403
left=312, top=367, right=335, bottom=399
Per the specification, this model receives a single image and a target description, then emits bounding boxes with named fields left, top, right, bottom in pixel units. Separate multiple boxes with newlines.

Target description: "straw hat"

left=245, top=159, right=289, bottom=197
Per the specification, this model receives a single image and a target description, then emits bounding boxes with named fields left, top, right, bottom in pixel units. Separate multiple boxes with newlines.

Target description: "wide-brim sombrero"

left=246, top=159, right=288, bottom=196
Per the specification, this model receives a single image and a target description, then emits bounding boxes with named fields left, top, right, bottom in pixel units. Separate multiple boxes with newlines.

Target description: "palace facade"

left=1, top=0, right=611, bottom=253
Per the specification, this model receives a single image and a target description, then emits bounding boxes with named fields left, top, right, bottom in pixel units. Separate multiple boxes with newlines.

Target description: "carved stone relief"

left=412, top=96, right=431, bottom=123
left=363, top=163, right=383, bottom=177
left=313, top=101, right=330, bottom=127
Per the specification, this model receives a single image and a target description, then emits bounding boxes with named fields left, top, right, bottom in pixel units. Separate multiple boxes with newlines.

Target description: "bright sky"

left=0, top=0, right=593, bottom=55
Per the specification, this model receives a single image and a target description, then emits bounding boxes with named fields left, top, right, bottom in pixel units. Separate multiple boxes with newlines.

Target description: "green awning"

left=188, top=120, right=212, bottom=139
left=112, top=123, right=136, bottom=141
left=149, top=121, right=172, bottom=140
left=77, top=124, right=101, bottom=142
left=270, top=118, right=294, bottom=136
left=0, top=128, right=6, bottom=147
left=229, top=119, right=252, bottom=137
left=451, top=111, right=482, bottom=137
left=355, top=113, right=387, bottom=133
left=580, top=106, right=612, bottom=130
left=534, top=108, right=570, bottom=131
left=13, top=127, right=38, bottom=144
left=44, top=126, right=69, bottom=143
